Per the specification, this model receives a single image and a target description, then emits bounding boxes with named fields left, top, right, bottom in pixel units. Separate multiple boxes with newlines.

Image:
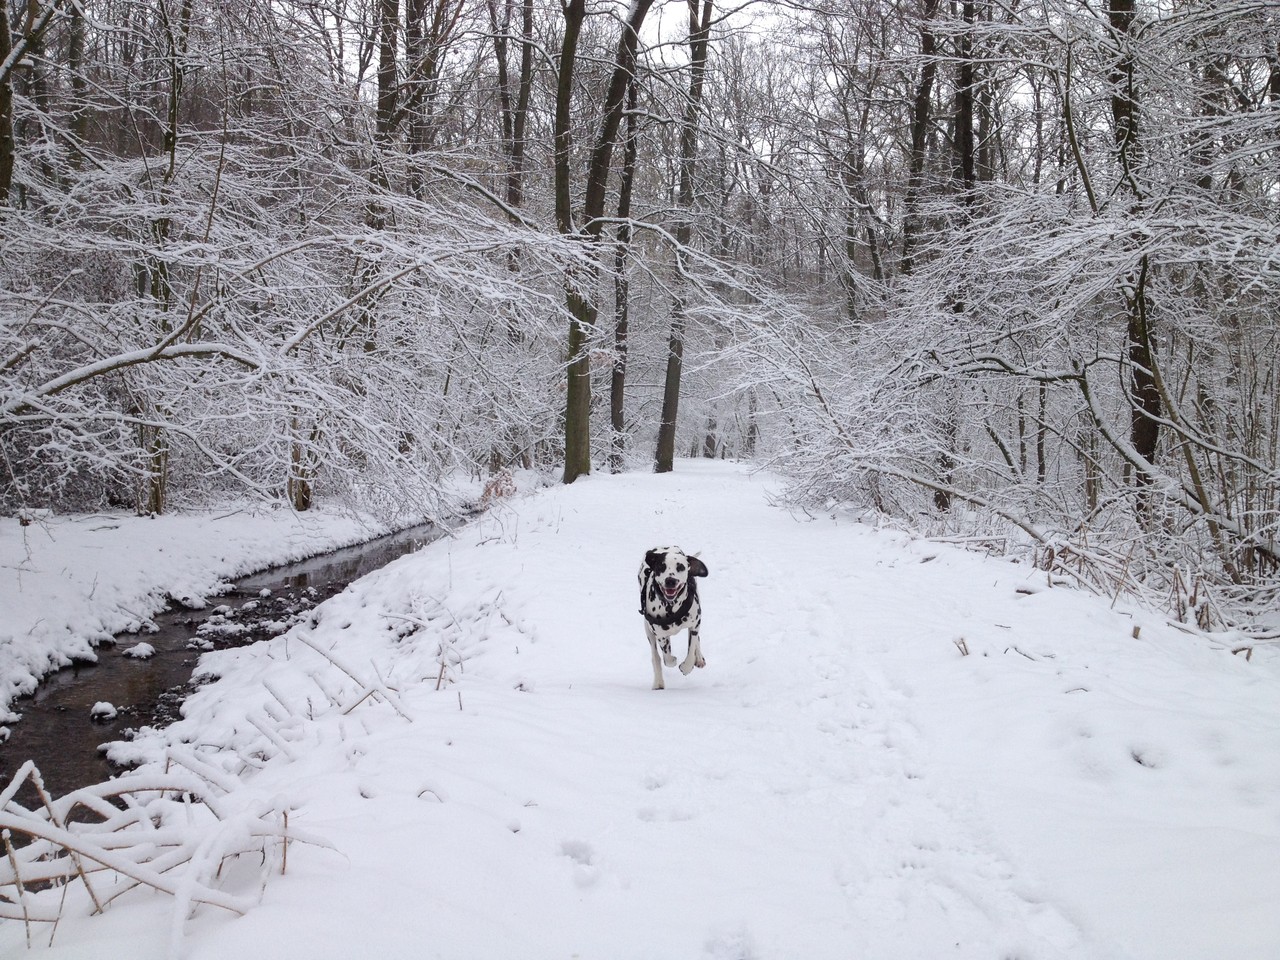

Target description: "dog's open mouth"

left=661, top=582, right=685, bottom=601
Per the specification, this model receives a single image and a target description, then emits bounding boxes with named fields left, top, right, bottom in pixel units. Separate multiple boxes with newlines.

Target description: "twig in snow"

left=2, top=829, right=31, bottom=947
left=30, top=769, right=103, bottom=915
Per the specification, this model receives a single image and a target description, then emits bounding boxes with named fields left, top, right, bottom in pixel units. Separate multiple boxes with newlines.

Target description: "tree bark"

left=558, top=0, right=654, bottom=484
left=900, top=0, right=942, bottom=276
left=1, top=0, right=95, bottom=211
left=955, top=0, right=977, bottom=199
left=654, top=0, right=713, bottom=474
left=0, top=2, right=14, bottom=208
left=552, top=0, right=585, bottom=238
left=1107, top=0, right=1160, bottom=498
left=488, top=0, right=534, bottom=209
left=609, top=80, right=639, bottom=474
left=376, top=0, right=399, bottom=146
left=66, top=1, right=88, bottom=162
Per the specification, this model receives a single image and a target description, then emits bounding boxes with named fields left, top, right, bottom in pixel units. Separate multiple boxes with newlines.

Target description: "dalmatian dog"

left=638, top=546, right=709, bottom=690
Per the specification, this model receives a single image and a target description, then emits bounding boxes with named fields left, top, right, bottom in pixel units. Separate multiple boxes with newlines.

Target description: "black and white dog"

left=638, top=546, right=709, bottom=690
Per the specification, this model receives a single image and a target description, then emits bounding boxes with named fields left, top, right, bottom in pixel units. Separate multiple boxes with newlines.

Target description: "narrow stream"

left=0, top=521, right=446, bottom=802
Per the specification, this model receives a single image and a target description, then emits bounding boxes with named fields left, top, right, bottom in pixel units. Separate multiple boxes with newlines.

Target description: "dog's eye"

left=676, top=563, right=685, bottom=572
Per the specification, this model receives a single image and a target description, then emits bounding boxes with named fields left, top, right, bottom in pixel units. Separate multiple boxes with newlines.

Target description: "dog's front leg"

left=647, top=627, right=665, bottom=690
left=660, top=637, right=676, bottom=667
left=679, top=629, right=706, bottom=675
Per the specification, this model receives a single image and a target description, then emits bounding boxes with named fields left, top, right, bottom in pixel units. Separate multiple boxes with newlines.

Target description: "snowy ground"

left=0, top=501, right=440, bottom=725
left=3, top=460, right=1279, bottom=959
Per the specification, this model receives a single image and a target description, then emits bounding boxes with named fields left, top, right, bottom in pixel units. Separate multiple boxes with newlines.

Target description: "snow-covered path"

left=4, top=462, right=1278, bottom=959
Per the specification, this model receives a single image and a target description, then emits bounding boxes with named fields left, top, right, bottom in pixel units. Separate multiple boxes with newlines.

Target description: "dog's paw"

left=695, top=657, right=706, bottom=668
left=652, top=680, right=665, bottom=690
left=679, top=660, right=695, bottom=676
left=662, top=653, right=677, bottom=667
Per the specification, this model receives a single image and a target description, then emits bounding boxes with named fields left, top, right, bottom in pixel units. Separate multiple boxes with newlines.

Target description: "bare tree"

left=555, top=0, right=655, bottom=484
left=609, top=78, right=640, bottom=474
left=654, top=0, right=714, bottom=474
left=899, top=0, right=941, bottom=276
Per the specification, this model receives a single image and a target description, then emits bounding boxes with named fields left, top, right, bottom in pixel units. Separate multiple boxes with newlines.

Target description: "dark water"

left=0, top=521, right=446, bottom=801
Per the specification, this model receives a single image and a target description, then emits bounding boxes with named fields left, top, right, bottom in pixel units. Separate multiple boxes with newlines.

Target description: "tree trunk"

left=1107, top=0, right=1160, bottom=499
left=744, top=391, right=759, bottom=457
left=609, top=80, right=639, bottom=473
left=356, top=0, right=400, bottom=353
left=510, top=0, right=533, bottom=208
left=654, top=308, right=686, bottom=472
left=288, top=418, right=317, bottom=512
left=1036, top=381, right=1048, bottom=486
left=955, top=0, right=977, bottom=199
left=654, top=0, right=713, bottom=474
left=404, top=0, right=426, bottom=196
left=554, top=0, right=588, bottom=481
left=139, top=423, right=169, bottom=516
left=133, top=0, right=194, bottom=515
left=488, top=0, right=534, bottom=209
left=900, top=0, right=941, bottom=276
left=66, top=1, right=88, bottom=163
left=558, top=0, right=654, bottom=484
left=552, top=0, right=584, bottom=237
left=0, top=2, right=14, bottom=208
left=376, top=0, right=399, bottom=147
left=0, top=0, right=72, bottom=209
left=402, top=0, right=463, bottom=196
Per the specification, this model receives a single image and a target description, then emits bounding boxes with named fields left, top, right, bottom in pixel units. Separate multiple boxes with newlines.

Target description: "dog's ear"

left=645, top=549, right=665, bottom=571
left=688, top=556, right=708, bottom=578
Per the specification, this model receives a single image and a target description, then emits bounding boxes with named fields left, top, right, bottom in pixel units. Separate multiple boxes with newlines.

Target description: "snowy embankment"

left=0, top=504, right=435, bottom=725
left=3, top=461, right=1279, bottom=959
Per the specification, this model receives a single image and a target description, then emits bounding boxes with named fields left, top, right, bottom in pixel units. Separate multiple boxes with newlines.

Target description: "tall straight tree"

left=0, top=0, right=70, bottom=205
left=900, top=0, right=942, bottom=276
left=556, top=0, right=655, bottom=483
left=955, top=0, right=977, bottom=200
left=488, top=0, right=535, bottom=209
left=1106, top=0, right=1160, bottom=504
left=609, top=79, right=640, bottom=473
left=654, top=0, right=714, bottom=474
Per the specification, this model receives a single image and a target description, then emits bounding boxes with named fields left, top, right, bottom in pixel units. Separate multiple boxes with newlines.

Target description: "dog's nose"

left=664, top=578, right=678, bottom=588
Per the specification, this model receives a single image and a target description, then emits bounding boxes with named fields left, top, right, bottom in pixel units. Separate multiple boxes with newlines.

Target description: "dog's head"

left=644, top=547, right=708, bottom=603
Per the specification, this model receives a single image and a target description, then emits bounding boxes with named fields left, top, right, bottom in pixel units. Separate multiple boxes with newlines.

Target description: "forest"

left=2, top=0, right=1279, bottom=635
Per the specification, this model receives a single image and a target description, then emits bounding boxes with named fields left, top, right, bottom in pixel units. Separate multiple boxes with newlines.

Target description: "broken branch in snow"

left=0, top=760, right=327, bottom=951
left=294, top=634, right=412, bottom=721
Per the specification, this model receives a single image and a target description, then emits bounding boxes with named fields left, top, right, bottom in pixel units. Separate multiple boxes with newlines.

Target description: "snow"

left=0, top=503, right=431, bottom=725
left=3, top=460, right=1279, bottom=959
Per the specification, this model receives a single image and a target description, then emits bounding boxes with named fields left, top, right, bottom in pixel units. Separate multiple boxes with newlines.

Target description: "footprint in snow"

left=636, top=805, right=696, bottom=823
left=559, top=839, right=599, bottom=888
left=704, top=926, right=758, bottom=960
left=642, top=768, right=670, bottom=791
left=559, top=839, right=593, bottom=864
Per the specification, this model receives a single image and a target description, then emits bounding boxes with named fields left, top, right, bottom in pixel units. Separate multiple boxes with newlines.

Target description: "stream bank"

left=0, top=520, right=446, bottom=801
